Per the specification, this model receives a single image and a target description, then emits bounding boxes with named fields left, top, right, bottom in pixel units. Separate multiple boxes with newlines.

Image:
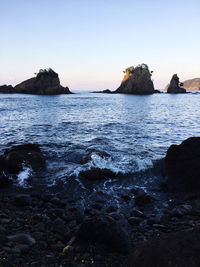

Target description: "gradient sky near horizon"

left=1, top=0, right=200, bottom=91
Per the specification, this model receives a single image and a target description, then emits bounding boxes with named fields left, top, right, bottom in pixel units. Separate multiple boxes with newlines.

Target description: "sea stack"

left=115, top=64, right=155, bottom=94
left=13, top=68, right=71, bottom=95
left=166, top=74, right=186, bottom=93
left=0, top=85, right=14, bottom=93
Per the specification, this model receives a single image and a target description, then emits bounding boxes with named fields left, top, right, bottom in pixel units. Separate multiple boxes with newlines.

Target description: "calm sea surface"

left=0, top=92, right=200, bottom=203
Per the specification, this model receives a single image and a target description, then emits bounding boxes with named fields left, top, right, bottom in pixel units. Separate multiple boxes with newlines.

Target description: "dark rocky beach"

left=1, top=138, right=200, bottom=266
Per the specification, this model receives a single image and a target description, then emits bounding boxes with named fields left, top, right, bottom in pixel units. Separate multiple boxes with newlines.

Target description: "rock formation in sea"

left=115, top=64, right=155, bottom=94
left=0, top=68, right=72, bottom=94
left=0, top=85, right=14, bottom=93
left=181, top=77, right=200, bottom=91
left=166, top=74, right=186, bottom=93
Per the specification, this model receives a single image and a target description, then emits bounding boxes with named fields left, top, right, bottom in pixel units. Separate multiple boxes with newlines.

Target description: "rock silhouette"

left=166, top=74, right=186, bottom=93
left=115, top=64, right=155, bottom=94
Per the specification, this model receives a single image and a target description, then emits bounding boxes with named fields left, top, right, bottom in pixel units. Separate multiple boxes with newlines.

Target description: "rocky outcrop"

left=14, top=69, right=71, bottom=95
left=163, top=137, right=200, bottom=192
left=0, top=69, right=72, bottom=95
left=181, top=78, right=200, bottom=91
left=166, top=74, right=186, bottom=93
left=115, top=64, right=155, bottom=95
left=0, top=85, right=14, bottom=93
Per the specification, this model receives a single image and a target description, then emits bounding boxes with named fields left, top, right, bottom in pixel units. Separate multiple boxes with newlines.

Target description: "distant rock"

left=0, top=85, right=14, bottom=93
left=92, top=89, right=112, bottom=94
left=163, top=137, right=200, bottom=192
left=166, top=74, right=186, bottom=93
left=0, top=68, right=72, bottom=95
left=181, top=78, right=200, bottom=91
left=115, top=64, right=155, bottom=95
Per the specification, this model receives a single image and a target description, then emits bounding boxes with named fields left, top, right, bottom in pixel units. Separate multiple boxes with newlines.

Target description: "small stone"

left=130, top=209, right=146, bottom=218
left=128, top=217, right=143, bottom=225
left=120, top=195, right=131, bottom=201
left=106, top=206, right=118, bottom=213
left=8, top=233, right=36, bottom=246
left=62, top=245, right=73, bottom=254
left=14, top=194, right=32, bottom=207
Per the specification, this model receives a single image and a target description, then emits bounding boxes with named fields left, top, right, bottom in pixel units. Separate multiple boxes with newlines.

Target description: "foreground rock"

left=79, top=167, right=116, bottom=181
left=115, top=64, right=155, bottom=95
left=163, top=137, right=200, bottom=192
left=127, top=227, right=200, bottom=267
left=0, top=144, right=45, bottom=187
left=4, top=144, right=45, bottom=174
left=0, top=68, right=72, bottom=95
left=77, top=215, right=130, bottom=254
left=166, top=74, right=186, bottom=93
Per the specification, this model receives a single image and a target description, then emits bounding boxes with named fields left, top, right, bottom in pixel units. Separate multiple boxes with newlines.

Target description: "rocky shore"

left=1, top=138, right=200, bottom=266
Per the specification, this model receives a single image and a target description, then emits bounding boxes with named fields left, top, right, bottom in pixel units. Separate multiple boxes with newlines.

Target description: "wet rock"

left=4, top=144, right=45, bottom=174
left=170, top=204, right=193, bottom=217
left=0, top=234, right=8, bottom=244
left=128, top=217, right=143, bottom=225
left=77, top=215, right=130, bottom=254
left=127, top=227, right=200, bottom=267
left=14, top=244, right=30, bottom=254
left=164, top=137, right=200, bottom=192
left=130, top=209, right=146, bottom=218
left=14, top=194, right=32, bottom=207
left=8, top=233, right=36, bottom=246
left=106, top=205, right=118, bottom=213
left=79, top=167, right=116, bottom=181
left=120, top=194, right=131, bottom=201
left=135, top=193, right=155, bottom=206
left=51, top=218, right=67, bottom=234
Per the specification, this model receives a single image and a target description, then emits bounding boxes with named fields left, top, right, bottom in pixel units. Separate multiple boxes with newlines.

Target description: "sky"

left=0, top=0, right=200, bottom=90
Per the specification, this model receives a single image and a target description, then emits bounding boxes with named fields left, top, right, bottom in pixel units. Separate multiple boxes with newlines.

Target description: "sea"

left=0, top=92, right=200, bottom=212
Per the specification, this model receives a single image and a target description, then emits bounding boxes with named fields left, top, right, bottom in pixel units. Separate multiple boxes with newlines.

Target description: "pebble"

left=8, top=233, right=36, bottom=246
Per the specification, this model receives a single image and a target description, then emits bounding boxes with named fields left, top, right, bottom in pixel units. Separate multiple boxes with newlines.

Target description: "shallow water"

left=0, top=92, right=200, bottom=207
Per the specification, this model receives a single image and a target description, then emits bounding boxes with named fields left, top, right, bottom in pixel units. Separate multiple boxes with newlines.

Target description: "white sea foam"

left=17, top=166, right=32, bottom=186
left=135, top=158, right=153, bottom=171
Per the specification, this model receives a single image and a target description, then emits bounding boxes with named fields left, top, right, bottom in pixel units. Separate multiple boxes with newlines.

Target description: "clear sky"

left=1, top=0, right=200, bottom=90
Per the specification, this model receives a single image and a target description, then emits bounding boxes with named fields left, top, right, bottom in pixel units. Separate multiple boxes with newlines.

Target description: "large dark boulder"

left=14, top=68, right=72, bottom=95
left=79, top=167, right=116, bottom=181
left=77, top=215, right=130, bottom=254
left=115, top=64, right=155, bottom=95
left=166, top=74, right=186, bottom=93
left=127, top=227, right=200, bottom=267
left=4, top=144, right=45, bottom=174
left=0, top=85, right=14, bottom=93
left=164, top=137, right=200, bottom=192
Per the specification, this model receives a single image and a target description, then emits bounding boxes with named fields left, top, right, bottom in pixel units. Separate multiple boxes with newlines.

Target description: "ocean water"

left=0, top=92, right=200, bottom=207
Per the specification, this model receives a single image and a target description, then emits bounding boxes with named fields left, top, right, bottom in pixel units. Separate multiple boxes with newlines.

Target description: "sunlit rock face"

left=115, top=64, right=155, bottom=95
left=166, top=74, right=186, bottom=93
left=14, top=68, right=71, bottom=95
